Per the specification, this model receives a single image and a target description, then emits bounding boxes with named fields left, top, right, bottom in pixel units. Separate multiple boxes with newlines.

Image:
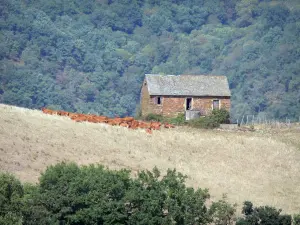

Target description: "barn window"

left=157, top=96, right=162, bottom=105
left=213, top=100, right=220, bottom=110
left=186, top=98, right=192, bottom=110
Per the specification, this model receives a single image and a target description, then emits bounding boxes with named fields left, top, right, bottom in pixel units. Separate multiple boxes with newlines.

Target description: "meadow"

left=0, top=104, right=299, bottom=214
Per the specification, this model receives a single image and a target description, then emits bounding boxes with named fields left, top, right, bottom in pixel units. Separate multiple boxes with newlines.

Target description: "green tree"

left=0, top=173, right=24, bottom=225
left=21, top=163, right=219, bottom=224
left=236, top=201, right=292, bottom=225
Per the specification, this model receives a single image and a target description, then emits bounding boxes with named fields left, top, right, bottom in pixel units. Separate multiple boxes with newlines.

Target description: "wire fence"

left=235, top=115, right=300, bottom=129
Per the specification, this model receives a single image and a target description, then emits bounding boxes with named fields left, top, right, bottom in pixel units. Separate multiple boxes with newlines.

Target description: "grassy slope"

left=0, top=104, right=299, bottom=214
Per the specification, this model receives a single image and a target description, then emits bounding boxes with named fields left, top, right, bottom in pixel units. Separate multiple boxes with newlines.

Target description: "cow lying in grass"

left=41, top=108, right=174, bottom=134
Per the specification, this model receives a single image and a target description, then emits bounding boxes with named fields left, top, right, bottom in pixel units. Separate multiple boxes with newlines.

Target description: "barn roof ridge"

left=144, top=74, right=231, bottom=97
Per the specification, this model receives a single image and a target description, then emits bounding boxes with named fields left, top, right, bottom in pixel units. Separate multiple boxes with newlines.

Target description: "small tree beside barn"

left=140, top=74, right=231, bottom=120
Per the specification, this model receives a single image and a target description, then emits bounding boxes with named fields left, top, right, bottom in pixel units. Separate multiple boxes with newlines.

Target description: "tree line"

left=1, top=162, right=299, bottom=225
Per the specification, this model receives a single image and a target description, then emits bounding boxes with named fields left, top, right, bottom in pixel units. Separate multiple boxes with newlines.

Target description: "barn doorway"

left=186, top=98, right=192, bottom=110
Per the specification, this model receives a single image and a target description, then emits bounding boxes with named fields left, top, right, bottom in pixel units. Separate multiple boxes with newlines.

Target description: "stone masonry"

left=140, top=81, right=231, bottom=117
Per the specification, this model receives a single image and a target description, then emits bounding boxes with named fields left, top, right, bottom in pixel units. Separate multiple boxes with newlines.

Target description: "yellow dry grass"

left=0, top=104, right=300, bottom=214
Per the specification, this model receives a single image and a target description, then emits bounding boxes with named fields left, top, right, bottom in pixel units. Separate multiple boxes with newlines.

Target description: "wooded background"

left=1, top=0, right=299, bottom=121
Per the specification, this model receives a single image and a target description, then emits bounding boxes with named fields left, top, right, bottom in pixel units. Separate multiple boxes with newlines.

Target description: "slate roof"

left=145, top=74, right=231, bottom=96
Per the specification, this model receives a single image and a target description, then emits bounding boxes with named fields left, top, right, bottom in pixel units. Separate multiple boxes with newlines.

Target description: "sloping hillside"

left=0, top=104, right=300, bottom=214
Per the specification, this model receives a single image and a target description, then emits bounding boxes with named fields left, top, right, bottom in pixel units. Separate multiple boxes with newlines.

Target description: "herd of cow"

left=41, top=108, right=175, bottom=134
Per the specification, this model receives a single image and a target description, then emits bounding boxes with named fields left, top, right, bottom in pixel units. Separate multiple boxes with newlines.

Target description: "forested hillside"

left=1, top=0, right=300, bottom=120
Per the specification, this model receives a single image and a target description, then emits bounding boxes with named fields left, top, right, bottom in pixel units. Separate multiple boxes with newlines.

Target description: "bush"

left=143, top=110, right=230, bottom=129
left=168, top=113, right=186, bottom=125
left=236, top=201, right=292, bottom=225
left=188, top=109, right=230, bottom=129
left=279, top=215, right=292, bottom=225
left=294, top=214, right=300, bottom=225
left=209, top=195, right=237, bottom=225
left=188, top=116, right=220, bottom=129
left=144, top=113, right=164, bottom=122
left=211, top=109, right=230, bottom=124
left=145, top=113, right=187, bottom=125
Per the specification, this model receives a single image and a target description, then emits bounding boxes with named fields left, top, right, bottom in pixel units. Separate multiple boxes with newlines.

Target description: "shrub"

left=294, top=214, right=300, bottom=225
left=144, top=113, right=164, bottom=122
left=145, top=113, right=187, bottom=125
left=188, top=109, right=230, bottom=129
left=209, top=195, right=237, bottom=225
left=188, top=116, right=220, bottom=129
left=236, top=201, right=292, bottom=225
left=168, top=113, right=186, bottom=125
left=241, top=201, right=254, bottom=216
left=211, top=109, right=230, bottom=124
left=279, top=215, right=292, bottom=225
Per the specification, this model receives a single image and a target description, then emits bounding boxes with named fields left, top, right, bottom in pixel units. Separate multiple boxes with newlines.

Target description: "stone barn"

left=140, top=74, right=231, bottom=119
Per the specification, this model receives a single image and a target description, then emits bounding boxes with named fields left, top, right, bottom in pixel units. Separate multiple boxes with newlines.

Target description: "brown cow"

left=146, top=128, right=152, bottom=134
left=138, top=122, right=151, bottom=129
left=42, top=108, right=56, bottom=115
left=97, top=116, right=108, bottom=120
left=120, top=122, right=129, bottom=128
left=123, top=117, right=134, bottom=122
left=164, top=123, right=175, bottom=129
left=87, top=116, right=98, bottom=123
left=70, top=113, right=82, bottom=120
left=57, top=110, right=69, bottom=116
left=72, top=116, right=87, bottom=122
left=68, top=113, right=77, bottom=118
left=107, top=118, right=122, bottom=126
left=94, top=116, right=108, bottom=123
left=150, top=122, right=161, bottom=130
left=129, top=120, right=139, bottom=129
left=41, top=108, right=162, bottom=134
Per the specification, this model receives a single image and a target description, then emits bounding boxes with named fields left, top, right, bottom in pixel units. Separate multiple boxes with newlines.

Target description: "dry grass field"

left=0, top=104, right=300, bottom=214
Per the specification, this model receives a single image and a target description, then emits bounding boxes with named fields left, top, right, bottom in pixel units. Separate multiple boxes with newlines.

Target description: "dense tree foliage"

left=0, top=163, right=224, bottom=224
left=0, top=173, right=24, bottom=224
left=1, top=0, right=300, bottom=120
left=1, top=163, right=298, bottom=225
left=236, top=201, right=292, bottom=225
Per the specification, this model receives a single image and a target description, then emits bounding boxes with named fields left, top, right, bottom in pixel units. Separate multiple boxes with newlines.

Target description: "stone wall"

left=192, top=96, right=231, bottom=115
left=140, top=82, right=163, bottom=116
left=140, top=81, right=231, bottom=117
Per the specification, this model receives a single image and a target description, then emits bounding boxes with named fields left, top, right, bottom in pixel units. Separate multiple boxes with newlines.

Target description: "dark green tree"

left=236, top=201, right=292, bottom=225
left=0, top=173, right=24, bottom=225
